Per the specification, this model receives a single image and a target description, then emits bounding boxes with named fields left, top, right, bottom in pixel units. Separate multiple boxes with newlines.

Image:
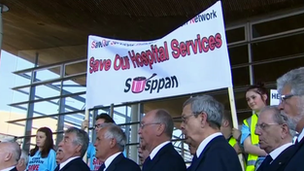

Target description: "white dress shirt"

left=0, top=166, right=15, bottom=171
left=59, top=156, right=80, bottom=170
left=269, top=143, right=292, bottom=161
left=149, top=141, right=170, bottom=160
left=103, top=152, right=122, bottom=171
left=196, top=132, right=222, bottom=157
left=297, top=128, right=304, bottom=142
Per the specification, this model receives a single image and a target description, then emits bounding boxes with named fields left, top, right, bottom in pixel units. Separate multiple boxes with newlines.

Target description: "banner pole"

left=83, top=108, right=90, bottom=163
left=228, top=87, right=244, bottom=171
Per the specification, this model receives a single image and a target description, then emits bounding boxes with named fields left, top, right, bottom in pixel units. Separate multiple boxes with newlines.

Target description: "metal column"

left=129, top=104, right=140, bottom=162
left=56, top=64, right=66, bottom=145
left=22, top=53, right=38, bottom=152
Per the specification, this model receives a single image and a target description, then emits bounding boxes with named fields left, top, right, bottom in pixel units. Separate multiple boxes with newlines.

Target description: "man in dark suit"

left=55, top=127, right=90, bottom=171
left=180, top=95, right=242, bottom=171
left=255, top=106, right=296, bottom=171
left=139, top=109, right=186, bottom=171
left=94, top=123, right=140, bottom=171
left=276, top=67, right=304, bottom=171
left=0, top=142, right=21, bottom=171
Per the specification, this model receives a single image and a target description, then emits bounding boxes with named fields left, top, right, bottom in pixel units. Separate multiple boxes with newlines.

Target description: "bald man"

left=0, top=142, right=21, bottom=171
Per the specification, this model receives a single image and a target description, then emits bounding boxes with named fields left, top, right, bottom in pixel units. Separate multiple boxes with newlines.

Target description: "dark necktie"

left=99, top=163, right=106, bottom=171
left=54, top=165, right=60, bottom=171
left=263, top=155, right=273, bottom=166
left=142, top=157, right=152, bottom=170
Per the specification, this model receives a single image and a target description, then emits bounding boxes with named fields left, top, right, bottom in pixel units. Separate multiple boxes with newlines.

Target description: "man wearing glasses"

left=180, top=95, right=242, bottom=171
left=276, top=67, right=304, bottom=171
left=138, top=109, right=186, bottom=171
left=255, top=106, right=295, bottom=171
left=81, top=113, right=115, bottom=171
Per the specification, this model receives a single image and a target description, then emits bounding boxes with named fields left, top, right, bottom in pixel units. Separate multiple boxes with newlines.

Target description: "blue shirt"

left=27, top=149, right=56, bottom=171
left=87, top=143, right=102, bottom=171
left=241, top=123, right=265, bottom=170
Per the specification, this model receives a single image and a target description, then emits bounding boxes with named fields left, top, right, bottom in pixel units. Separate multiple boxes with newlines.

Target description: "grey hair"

left=65, top=127, right=89, bottom=157
left=277, top=67, right=304, bottom=96
left=260, top=106, right=293, bottom=134
left=183, top=95, right=224, bottom=129
left=153, top=109, right=174, bottom=138
left=102, top=123, right=126, bottom=151
left=19, top=150, right=29, bottom=166
left=2, top=142, right=21, bottom=162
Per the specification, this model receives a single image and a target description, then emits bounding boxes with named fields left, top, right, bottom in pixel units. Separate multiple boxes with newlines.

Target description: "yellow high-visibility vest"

left=243, top=114, right=259, bottom=171
left=228, top=136, right=237, bottom=147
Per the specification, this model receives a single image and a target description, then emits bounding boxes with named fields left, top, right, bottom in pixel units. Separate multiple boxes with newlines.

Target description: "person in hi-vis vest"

left=233, top=83, right=268, bottom=171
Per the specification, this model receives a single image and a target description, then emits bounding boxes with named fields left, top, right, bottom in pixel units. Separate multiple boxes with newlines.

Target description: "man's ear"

left=222, top=120, right=229, bottom=127
left=17, top=158, right=25, bottom=167
left=200, top=112, right=208, bottom=128
left=156, top=124, right=165, bottom=137
left=4, top=152, right=12, bottom=162
left=109, top=138, right=117, bottom=149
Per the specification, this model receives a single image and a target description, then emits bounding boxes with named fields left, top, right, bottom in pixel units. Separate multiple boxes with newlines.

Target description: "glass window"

left=226, top=27, right=245, bottom=44
left=251, top=33, right=304, bottom=61
left=232, top=67, right=250, bottom=86
left=65, top=60, right=87, bottom=76
left=253, top=57, right=304, bottom=83
left=229, top=45, right=248, bottom=66
left=35, top=81, right=61, bottom=100
left=62, top=75, right=86, bottom=95
left=252, top=13, right=304, bottom=38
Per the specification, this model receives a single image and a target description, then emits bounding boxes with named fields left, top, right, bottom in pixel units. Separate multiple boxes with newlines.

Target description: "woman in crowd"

left=27, top=127, right=56, bottom=171
left=233, top=83, right=268, bottom=171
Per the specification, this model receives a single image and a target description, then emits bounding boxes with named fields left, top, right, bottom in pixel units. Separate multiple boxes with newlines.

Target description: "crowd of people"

left=0, top=66, right=304, bottom=171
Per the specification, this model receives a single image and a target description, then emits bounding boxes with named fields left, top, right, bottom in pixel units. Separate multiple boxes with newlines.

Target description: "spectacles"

left=280, top=94, right=295, bottom=102
left=180, top=114, right=195, bottom=124
left=256, top=123, right=279, bottom=130
left=140, top=122, right=160, bottom=129
left=94, top=124, right=103, bottom=129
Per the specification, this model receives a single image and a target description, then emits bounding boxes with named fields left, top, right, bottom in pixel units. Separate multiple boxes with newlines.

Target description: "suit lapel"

left=105, top=153, right=124, bottom=171
left=269, top=145, right=295, bottom=171
left=190, top=136, right=223, bottom=171
left=145, top=143, right=173, bottom=171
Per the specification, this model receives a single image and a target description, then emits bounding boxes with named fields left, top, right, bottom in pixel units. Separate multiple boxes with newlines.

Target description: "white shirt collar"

left=149, top=141, right=170, bottom=160
left=269, top=143, right=292, bottom=161
left=59, top=156, right=80, bottom=170
left=0, top=166, right=16, bottom=171
left=297, top=128, right=304, bottom=142
left=104, top=152, right=122, bottom=170
left=196, top=132, right=222, bottom=157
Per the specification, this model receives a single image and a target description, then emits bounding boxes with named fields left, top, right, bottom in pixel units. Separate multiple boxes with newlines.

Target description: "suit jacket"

left=59, top=157, right=90, bottom=171
left=142, top=143, right=186, bottom=171
left=283, top=137, right=304, bottom=171
left=189, top=135, right=242, bottom=171
left=99, top=153, right=140, bottom=171
left=257, top=145, right=296, bottom=171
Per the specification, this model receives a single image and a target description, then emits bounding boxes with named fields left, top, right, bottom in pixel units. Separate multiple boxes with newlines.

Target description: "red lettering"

left=171, top=39, right=180, bottom=59
left=208, top=35, right=216, bottom=51
left=201, top=37, right=209, bottom=52
left=89, top=57, right=112, bottom=73
left=180, top=42, right=187, bottom=57
left=215, top=33, right=222, bottom=48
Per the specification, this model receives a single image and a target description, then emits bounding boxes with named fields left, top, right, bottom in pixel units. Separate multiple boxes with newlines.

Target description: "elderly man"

left=139, top=109, right=186, bottom=171
left=82, top=113, right=115, bottom=171
left=0, top=142, right=21, bottom=171
left=180, top=95, right=242, bottom=171
left=55, top=127, right=90, bottom=171
left=255, top=106, right=295, bottom=171
left=16, top=150, right=29, bottom=171
left=276, top=67, right=304, bottom=171
left=94, top=123, right=140, bottom=171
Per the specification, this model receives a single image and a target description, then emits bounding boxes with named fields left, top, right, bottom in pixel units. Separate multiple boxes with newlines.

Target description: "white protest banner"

left=86, top=1, right=232, bottom=109
left=270, top=89, right=280, bottom=105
